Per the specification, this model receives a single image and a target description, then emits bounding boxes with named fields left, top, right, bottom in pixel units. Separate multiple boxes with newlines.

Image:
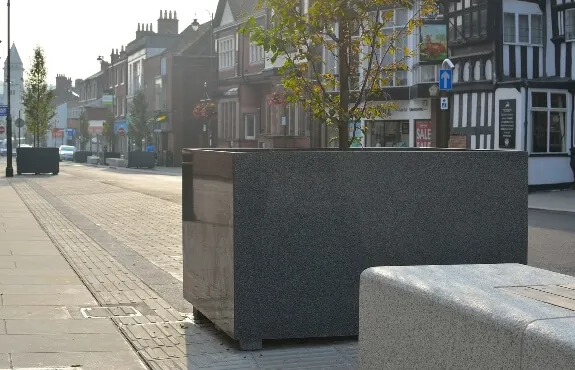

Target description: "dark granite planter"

left=73, top=151, right=92, bottom=163
left=16, top=147, right=59, bottom=175
left=182, top=148, right=528, bottom=350
left=127, top=151, right=155, bottom=168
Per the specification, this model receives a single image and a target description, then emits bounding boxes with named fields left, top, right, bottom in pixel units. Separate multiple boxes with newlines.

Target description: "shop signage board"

left=498, top=99, right=516, bottom=149
left=415, top=120, right=432, bottom=147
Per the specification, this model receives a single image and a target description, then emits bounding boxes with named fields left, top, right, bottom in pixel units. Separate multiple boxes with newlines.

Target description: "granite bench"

left=359, top=264, right=575, bottom=370
left=106, top=158, right=127, bottom=167
left=87, top=156, right=99, bottom=165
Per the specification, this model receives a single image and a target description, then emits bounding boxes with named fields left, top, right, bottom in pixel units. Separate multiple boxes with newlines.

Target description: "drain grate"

left=81, top=306, right=141, bottom=319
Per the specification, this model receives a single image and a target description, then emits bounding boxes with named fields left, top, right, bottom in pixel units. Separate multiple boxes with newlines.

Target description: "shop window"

left=531, top=92, right=567, bottom=153
left=366, top=120, right=409, bottom=147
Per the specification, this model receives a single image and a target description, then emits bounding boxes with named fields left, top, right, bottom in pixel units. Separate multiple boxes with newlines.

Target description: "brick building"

left=212, top=0, right=310, bottom=148
left=143, top=19, right=214, bottom=165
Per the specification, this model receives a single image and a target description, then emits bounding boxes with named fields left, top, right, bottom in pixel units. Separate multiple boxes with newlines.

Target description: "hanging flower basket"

left=193, top=101, right=217, bottom=119
left=267, top=92, right=287, bottom=106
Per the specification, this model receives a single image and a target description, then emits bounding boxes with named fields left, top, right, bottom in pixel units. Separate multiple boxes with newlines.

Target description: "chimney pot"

left=169, top=10, right=172, bottom=19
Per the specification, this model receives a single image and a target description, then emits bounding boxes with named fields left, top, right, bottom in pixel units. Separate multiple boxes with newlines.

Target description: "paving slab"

left=11, top=350, right=146, bottom=370
left=0, top=306, right=72, bottom=320
left=0, top=274, right=81, bottom=285
left=0, top=354, right=10, bottom=369
left=0, top=284, right=87, bottom=295
left=0, top=333, right=134, bottom=352
left=0, top=261, right=16, bottom=269
left=7, top=255, right=73, bottom=270
left=5, top=318, right=119, bottom=334
left=2, top=293, right=98, bottom=306
left=0, top=269, right=80, bottom=277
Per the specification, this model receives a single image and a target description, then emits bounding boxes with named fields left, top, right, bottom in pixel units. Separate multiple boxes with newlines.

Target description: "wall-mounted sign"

left=102, top=94, right=114, bottom=106
left=498, top=99, right=516, bottom=149
left=420, top=24, right=447, bottom=62
left=415, top=120, right=432, bottom=147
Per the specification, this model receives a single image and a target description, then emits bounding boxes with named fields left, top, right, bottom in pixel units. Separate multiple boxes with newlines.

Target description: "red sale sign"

left=415, top=121, right=432, bottom=147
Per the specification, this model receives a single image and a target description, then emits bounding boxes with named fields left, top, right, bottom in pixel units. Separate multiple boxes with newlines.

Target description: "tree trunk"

left=338, top=12, right=350, bottom=151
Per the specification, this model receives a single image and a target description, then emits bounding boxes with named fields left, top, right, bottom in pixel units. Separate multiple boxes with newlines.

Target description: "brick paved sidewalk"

left=0, top=179, right=146, bottom=369
left=7, top=174, right=358, bottom=369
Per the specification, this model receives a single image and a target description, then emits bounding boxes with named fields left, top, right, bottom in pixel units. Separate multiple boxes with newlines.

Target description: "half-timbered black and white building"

left=448, top=0, right=575, bottom=187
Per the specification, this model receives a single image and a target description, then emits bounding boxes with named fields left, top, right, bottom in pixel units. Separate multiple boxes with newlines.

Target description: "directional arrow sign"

left=439, top=69, right=452, bottom=91
left=0, top=106, right=7, bottom=117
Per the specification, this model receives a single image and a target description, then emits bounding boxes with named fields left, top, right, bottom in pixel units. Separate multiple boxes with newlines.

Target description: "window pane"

left=549, top=112, right=566, bottom=152
left=464, top=13, right=471, bottom=37
left=531, top=111, right=548, bottom=152
left=503, top=13, right=516, bottom=43
left=480, top=9, right=487, bottom=34
left=551, top=93, right=566, bottom=108
left=395, top=9, right=408, bottom=26
left=566, top=10, right=575, bottom=40
left=471, top=11, right=479, bottom=37
left=518, top=14, right=529, bottom=43
left=531, top=14, right=543, bottom=44
left=531, top=92, right=547, bottom=107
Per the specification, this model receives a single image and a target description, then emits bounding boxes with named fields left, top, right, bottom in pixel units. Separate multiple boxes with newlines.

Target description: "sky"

left=0, top=0, right=219, bottom=85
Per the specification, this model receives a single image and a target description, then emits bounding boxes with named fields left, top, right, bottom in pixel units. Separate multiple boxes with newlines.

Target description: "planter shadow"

left=182, top=148, right=528, bottom=350
left=17, top=147, right=59, bottom=175
left=127, top=151, right=155, bottom=169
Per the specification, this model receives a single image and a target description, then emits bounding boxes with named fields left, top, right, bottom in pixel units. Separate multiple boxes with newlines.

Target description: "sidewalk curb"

left=75, top=163, right=181, bottom=176
left=528, top=206, right=575, bottom=216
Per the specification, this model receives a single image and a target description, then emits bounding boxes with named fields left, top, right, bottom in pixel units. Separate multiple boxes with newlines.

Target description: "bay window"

left=531, top=92, right=567, bottom=153
left=377, top=8, right=409, bottom=87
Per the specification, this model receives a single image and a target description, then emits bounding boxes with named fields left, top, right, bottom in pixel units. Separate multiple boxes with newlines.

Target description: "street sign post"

left=0, top=106, right=7, bottom=117
left=440, top=97, right=449, bottom=110
left=439, top=69, right=452, bottom=91
left=118, top=127, right=125, bottom=136
left=0, top=126, right=4, bottom=134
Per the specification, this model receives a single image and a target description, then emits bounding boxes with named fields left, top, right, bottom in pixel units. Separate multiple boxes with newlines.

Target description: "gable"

left=221, top=1, right=235, bottom=26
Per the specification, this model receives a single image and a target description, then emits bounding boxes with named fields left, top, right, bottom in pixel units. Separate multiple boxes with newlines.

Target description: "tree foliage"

left=78, top=110, right=90, bottom=151
left=22, top=46, right=55, bottom=147
left=128, top=90, right=149, bottom=151
left=244, top=0, right=439, bottom=149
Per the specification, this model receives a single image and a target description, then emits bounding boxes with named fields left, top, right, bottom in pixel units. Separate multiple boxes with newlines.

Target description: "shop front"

left=495, top=87, right=574, bottom=188
left=364, top=99, right=431, bottom=147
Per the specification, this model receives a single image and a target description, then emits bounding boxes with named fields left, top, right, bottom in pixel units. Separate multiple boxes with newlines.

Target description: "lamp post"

left=97, top=55, right=115, bottom=153
left=5, top=0, right=13, bottom=177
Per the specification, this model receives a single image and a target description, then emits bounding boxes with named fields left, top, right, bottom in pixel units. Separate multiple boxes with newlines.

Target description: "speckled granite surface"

left=359, top=264, right=575, bottom=370
left=182, top=149, right=528, bottom=349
